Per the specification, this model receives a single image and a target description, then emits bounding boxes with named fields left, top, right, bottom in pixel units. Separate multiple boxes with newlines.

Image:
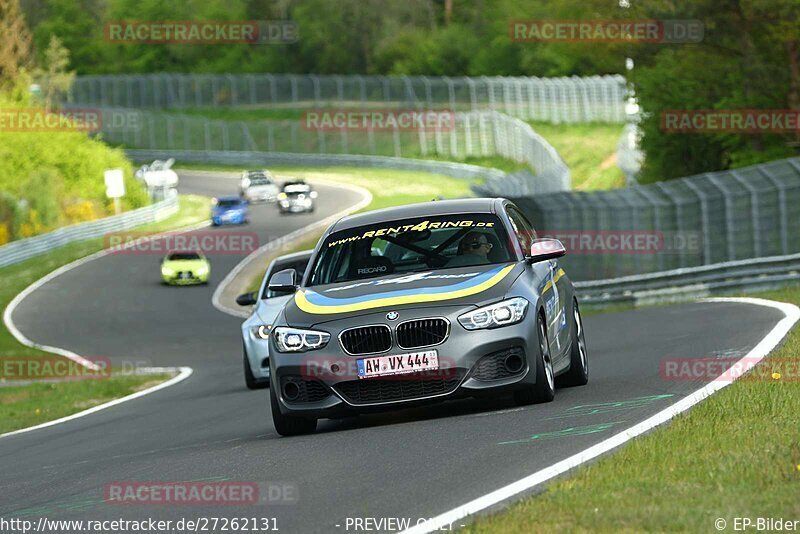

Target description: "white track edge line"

left=401, top=296, right=800, bottom=534
left=1, top=218, right=210, bottom=439
left=211, top=181, right=372, bottom=318
left=3, top=219, right=210, bottom=369
left=0, top=366, right=193, bottom=439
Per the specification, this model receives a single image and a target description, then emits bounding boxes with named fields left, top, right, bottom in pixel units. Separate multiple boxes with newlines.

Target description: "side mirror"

left=268, top=268, right=298, bottom=295
left=236, top=291, right=257, bottom=306
left=528, top=238, right=566, bottom=263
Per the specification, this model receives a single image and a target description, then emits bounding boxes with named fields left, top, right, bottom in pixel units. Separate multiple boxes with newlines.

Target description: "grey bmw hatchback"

left=267, top=198, right=589, bottom=436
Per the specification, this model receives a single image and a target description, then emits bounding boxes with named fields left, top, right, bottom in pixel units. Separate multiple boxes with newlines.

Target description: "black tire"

left=558, top=298, right=589, bottom=387
left=270, top=386, right=317, bottom=436
left=514, top=312, right=556, bottom=405
left=243, top=349, right=268, bottom=390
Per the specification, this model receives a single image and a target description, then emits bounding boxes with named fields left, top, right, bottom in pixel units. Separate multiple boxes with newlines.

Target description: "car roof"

left=217, top=195, right=243, bottom=201
left=330, top=198, right=502, bottom=232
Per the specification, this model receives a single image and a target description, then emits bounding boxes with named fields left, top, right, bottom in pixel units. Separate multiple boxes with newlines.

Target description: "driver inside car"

left=446, top=231, right=493, bottom=268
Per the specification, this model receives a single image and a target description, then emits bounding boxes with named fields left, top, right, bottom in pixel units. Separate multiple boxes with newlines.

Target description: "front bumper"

left=270, top=306, right=539, bottom=418
left=279, top=201, right=312, bottom=213
left=245, top=192, right=276, bottom=203
left=162, top=273, right=208, bottom=285
left=212, top=212, right=246, bottom=225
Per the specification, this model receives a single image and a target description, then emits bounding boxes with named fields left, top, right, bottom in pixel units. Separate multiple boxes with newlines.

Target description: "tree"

left=0, top=0, right=33, bottom=90
left=36, top=35, right=74, bottom=109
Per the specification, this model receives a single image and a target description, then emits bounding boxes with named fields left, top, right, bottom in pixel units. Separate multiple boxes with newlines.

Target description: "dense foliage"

left=16, top=0, right=800, bottom=182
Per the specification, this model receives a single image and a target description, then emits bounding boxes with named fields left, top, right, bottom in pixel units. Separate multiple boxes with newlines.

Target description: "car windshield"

left=249, top=176, right=272, bottom=185
left=284, top=185, right=309, bottom=194
left=216, top=199, right=241, bottom=208
left=168, top=252, right=201, bottom=261
left=308, top=213, right=514, bottom=286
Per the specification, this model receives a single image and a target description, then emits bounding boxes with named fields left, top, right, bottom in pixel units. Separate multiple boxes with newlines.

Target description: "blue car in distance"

left=212, top=196, right=249, bottom=226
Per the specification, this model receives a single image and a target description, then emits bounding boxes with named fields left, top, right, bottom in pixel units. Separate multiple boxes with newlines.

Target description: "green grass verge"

left=528, top=122, right=626, bottom=191
left=0, top=194, right=209, bottom=433
left=0, top=375, right=171, bottom=435
left=464, top=284, right=800, bottom=533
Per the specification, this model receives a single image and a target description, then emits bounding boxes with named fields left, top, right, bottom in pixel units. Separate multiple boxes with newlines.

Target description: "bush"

left=0, top=99, right=149, bottom=241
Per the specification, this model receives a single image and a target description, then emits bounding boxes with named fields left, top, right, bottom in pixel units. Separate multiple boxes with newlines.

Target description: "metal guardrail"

left=92, top=109, right=571, bottom=195
left=0, top=196, right=179, bottom=268
left=512, top=157, right=800, bottom=281
left=125, top=149, right=508, bottom=183
left=575, top=253, right=800, bottom=304
left=68, top=73, right=628, bottom=123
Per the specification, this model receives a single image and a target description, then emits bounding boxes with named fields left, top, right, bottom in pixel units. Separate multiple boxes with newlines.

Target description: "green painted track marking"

left=498, top=421, right=626, bottom=445
left=544, top=394, right=674, bottom=420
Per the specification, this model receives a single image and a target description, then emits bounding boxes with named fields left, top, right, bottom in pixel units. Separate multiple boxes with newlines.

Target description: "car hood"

left=283, top=262, right=524, bottom=327
left=162, top=259, right=208, bottom=270
left=214, top=205, right=243, bottom=213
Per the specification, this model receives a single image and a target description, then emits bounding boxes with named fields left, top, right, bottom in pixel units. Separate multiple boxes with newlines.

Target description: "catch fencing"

left=94, top=108, right=570, bottom=195
left=67, top=73, right=627, bottom=123
left=0, top=196, right=178, bottom=268
left=514, top=157, right=800, bottom=281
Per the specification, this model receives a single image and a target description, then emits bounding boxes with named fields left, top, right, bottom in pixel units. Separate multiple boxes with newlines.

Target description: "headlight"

left=251, top=325, right=272, bottom=340
left=161, top=267, right=175, bottom=276
left=272, top=327, right=330, bottom=353
left=458, top=297, right=529, bottom=330
left=196, top=265, right=209, bottom=275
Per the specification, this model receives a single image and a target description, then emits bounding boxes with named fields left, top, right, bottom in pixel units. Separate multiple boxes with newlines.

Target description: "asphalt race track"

left=0, top=171, right=789, bottom=533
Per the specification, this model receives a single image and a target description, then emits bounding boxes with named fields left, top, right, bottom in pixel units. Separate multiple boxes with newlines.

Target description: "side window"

left=506, top=207, right=536, bottom=254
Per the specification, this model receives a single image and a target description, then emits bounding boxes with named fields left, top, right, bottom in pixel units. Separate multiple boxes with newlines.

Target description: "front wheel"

left=558, top=298, right=589, bottom=387
left=270, top=385, right=317, bottom=436
left=514, top=313, right=555, bottom=405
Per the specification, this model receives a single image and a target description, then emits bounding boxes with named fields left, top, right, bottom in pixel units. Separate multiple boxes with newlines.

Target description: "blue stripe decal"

left=303, top=264, right=510, bottom=306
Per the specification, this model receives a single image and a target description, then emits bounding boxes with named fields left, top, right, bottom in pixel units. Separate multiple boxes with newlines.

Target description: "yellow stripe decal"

left=542, top=268, right=565, bottom=294
left=295, top=264, right=517, bottom=315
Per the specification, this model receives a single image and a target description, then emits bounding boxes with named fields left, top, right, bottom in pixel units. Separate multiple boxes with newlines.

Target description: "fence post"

left=758, top=165, right=789, bottom=254
left=683, top=179, right=716, bottom=263
left=632, top=187, right=667, bottom=272
left=703, top=173, right=736, bottom=261
left=729, top=170, right=762, bottom=258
